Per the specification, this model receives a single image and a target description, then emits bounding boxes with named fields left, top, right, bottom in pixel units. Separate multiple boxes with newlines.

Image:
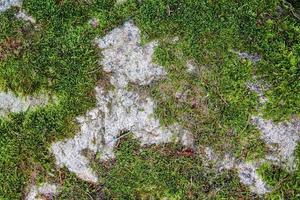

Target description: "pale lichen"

left=0, top=91, right=48, bottom=118
left=237, top=162, right=270, bottom=195
left=252, top=116, right=300, bottom=169
left=203, top=147, right=270, bottom=195
left=248, top=74, right=300, bottom=169
left=51, top=21, right=194, bottom=183
left=235, top=51, right=262, bottom=63
left=0, top=0, right=22, bottom=13
left=26, top=183, right=58, bottom=200
left=15, top=10, right=36, bottom=24
left=247, top=78, right=268, bottom=105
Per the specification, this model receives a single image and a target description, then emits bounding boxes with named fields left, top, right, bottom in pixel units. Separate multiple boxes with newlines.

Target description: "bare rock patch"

left=248, top=75, right=300, bottom=169
left=115, top=0, right=127, bottom=5
left=247, top=78, right=268, bottom=105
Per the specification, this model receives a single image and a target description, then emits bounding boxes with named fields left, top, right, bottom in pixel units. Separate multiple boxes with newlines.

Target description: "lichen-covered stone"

left=252, top=116, right=300, bottom=169
left=247, top=75, right=300, bottom=169
left=26, top=183, right=58, bottom=200
left=95, top=21, right=166, bottom=88
left=203, top=147, right=270, bottom=195
left=0, top=0, right=22, bottom=13
left=0, top=91, right=48, bottom=117
left=15, top=10, right=36, bottom=24
left=247, top=79, right=268, bottom=105
left=237, top=162, right=270, bottom=195
left=51, top=21, right=194, bottom=183
left=236, top=51, right=261, bottom=63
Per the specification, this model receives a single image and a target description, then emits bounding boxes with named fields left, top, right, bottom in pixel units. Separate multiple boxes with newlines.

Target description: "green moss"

left=0, top=0, right=137, bottom=198
left=137, top=0, right=271, bottom=159
left=96, top=137, right=255, bottom=200
left=258, top=145, right=300, bottom=199
left=135, top=0, right=299, bottom=160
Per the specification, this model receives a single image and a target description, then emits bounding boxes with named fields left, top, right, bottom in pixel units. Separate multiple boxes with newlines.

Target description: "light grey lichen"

left=175, top=90, right=188, bottom=103
left=247, top=76, right=300, bottom=169
left=26, top=183, right=58, bottom=200
left=235, top=51, right=262, bottom=63
left=237, top=162, right=270, bottom=195
left=0, top=91, right=48, bottom=117
left=115, top=0, right=127, bottom=5
left=95, top=21, right=166, bottom=88
left=88, top=18, right=99, bottom=28
left=0, top=0, right=21, bottom=13
left=170, top=36, right=179, bottom=44
left=51, top=21, right=194, bottom=183
left=252, top=116, right=300, bottom=169
left=234, top=45, right=300, bottom=166
left=232, top=81, right=300, bottom=194
left=186, top=60, right=197, bottom=74
left=203, top=147, right=270, bottom=195
left=15, top=10, right=36, bottom=24
left=247, top=78, right=268, bottom=104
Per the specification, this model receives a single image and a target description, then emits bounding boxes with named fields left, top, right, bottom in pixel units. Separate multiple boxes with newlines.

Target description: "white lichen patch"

left=252, top=116, right=300, bottom=169
left=247, top=76, right=300, bottom=169
left=0, top=91, right=48, bottom=117
left=235, top=51, right=261, bottom=63
left=175, top=90, right=188, bottom=103
left=95, top=21, right=166, bottom=88
left=15, top=10, right=36, bottom=24
left=247, top=79, right=268, bottom=105
left=170, top=36, right=179, bottom=44
left=237, top=45, right=300, bottom=167
left=186, top=60, right=197, bottom=74
left=26, top=183, right=58, bottom=200
left=51, top=21, right=194, bottom=183
left=115, top=0, right=127, bottom=5
left=203, top=147, right=236, bottom=171
left=237, top=162, right=270, bottom=195
left=0, top=0, right=21, bottom=13
left=88, top=18, right=99, bottom=28
left=203, top=147, right=270, bottom=195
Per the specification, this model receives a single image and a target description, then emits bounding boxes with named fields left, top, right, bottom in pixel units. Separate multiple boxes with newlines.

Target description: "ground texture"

left=0, top=0, right=300, bottom=199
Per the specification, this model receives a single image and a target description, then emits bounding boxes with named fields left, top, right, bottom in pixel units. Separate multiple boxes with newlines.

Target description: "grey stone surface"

left=247, top=78, right=268, bottom=104
left=248, top=76, right=300, bottom=169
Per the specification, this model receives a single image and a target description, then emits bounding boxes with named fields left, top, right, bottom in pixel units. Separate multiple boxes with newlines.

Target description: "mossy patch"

left=94, top=137, right=256, bottom=200
left=258, top=144, right=300, bottom=199
left=0, top=0, right=137, bottom=198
